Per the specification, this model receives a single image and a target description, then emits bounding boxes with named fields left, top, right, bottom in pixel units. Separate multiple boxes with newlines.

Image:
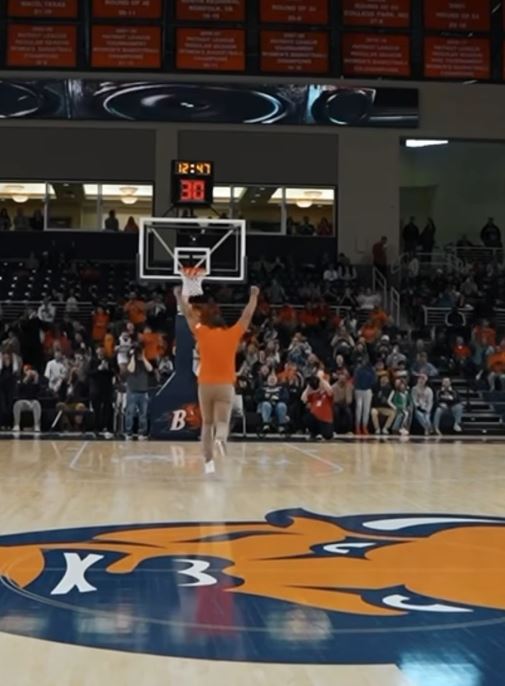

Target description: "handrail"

left=422, top=306, right=505, bottom=328
left=390, top=287, right=400, bottom=325
left=372, top=267, right=388, bottom=310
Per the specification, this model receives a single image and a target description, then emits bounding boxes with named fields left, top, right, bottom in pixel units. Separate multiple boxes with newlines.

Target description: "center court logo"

left=0, top=509, right=504, bottom=681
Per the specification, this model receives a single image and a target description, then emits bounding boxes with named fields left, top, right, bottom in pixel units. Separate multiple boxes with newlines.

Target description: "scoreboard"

left=1, top=0, right=504, bottom=82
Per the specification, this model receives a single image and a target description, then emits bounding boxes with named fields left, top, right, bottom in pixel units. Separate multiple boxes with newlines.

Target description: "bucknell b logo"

left=168, top=403, right=201, bottom=431
left=0, top=509, right=504, bottom=682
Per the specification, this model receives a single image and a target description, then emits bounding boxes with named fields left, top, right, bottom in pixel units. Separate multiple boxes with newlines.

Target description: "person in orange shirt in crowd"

left=140, top=326, right=166, bottom=362
left=176, top=286, right=259, bottom=474
left=359, top=317, right=380, bottom=345
left=103, top=329, right=115, bottom=360
left=298, top=302, right=320, bottom=331
left=91, top=306, right=110, bottom=344
left=487, top=340, right=505, bottom=390
left=277, top=304, right=298, bottom=332
left=452, top=336, right=471, bottom=363
left=472, top=318, right=496, bottom=364
left=370, top=305, right=388, bottom=330
left=124, top=291, right=148, bottom=328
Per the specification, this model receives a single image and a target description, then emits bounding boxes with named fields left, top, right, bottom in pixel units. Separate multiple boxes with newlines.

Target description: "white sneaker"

left=104, top=431, right=113, bottom=439
left=382, top=428, right=389, bottom=435
left=125, top=434, right=132, bottom=441
left=435, top=428, right=442, bottom=436
left=34, top=426, right=41, bottom=433
left=454, top=424, right=462, bottom=433
left=215, top=439, right=226, bottom=457
left=138, top=435, right=148, bottom=441
left=375, top=428, right=381, bottom=435
left=399, top=428, right=409, bottom=436
left=12, top=425, right=20, bottom=433
left=204, top=459, right=216, bottom=475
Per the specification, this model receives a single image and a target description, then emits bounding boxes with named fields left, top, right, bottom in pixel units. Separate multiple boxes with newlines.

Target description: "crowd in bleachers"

left=0, top=246, right=503, bottom=438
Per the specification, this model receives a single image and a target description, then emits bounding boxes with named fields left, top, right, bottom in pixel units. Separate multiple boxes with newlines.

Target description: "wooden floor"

left=1, top=438, right=505, bottom=686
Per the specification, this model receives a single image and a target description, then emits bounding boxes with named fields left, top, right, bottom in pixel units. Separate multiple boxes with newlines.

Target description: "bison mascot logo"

left=0, top=509, right=504, bottom=681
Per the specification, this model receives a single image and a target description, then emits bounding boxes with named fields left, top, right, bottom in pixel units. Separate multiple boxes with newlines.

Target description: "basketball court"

left=1, top=437, right=504, bottom=686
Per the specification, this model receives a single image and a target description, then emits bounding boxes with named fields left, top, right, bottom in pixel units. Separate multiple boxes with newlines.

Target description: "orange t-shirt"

left=487, top=350, right=505, bottom=373
left=194, top=322, right=244, bottom=384
left=124, top=300, right=146, bottom=326
left=371, top=309, right=388, bottom=328
left=92, top=312, right=110, bottom=342
left=103, top=333, right=115, bottom=359
left=360, top=324, right=379, bottom=343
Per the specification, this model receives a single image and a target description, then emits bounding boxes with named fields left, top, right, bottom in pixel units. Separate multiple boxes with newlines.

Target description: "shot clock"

left=171, top=160, right=214, bottom=207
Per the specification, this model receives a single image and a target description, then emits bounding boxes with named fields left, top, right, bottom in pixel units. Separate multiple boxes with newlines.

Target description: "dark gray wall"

left=0, top=127, right=155, bottom=181
left=178, top=130, right=338, bottom=185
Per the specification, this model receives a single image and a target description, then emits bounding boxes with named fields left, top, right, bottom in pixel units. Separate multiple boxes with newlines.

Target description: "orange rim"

left=181, top=267, right=206, bottom=278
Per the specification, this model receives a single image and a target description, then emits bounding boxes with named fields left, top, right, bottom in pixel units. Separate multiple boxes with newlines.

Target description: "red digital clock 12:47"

left=171, top=159, right=214, bottom=207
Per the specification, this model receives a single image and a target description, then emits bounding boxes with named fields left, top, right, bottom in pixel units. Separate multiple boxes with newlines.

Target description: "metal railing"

left=422, top=306, right=505, bottom=328
left=390, top=287, right=401, bottom=325
left=372, top=267, right=388, bottom=310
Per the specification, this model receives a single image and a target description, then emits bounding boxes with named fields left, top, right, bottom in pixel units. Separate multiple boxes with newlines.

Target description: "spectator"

left=411, top=374, right=434, bottom=435
left=125, top=345, right=153, bottom=439
left=30, top=209, right=44, bottom=231
left=419, top=218, right=436, bottom=259
left=472, top=319, right=496, bottom=365
left=317, top=217, right=332, bottom=236
left=359, top=317, right=381, bottom=346
left=323, top=264, right=339, bottom=284
left=266, top=279, right=286, bottom=305
left=91, top=306, right=110, bottom=344
left=487, top=342, right=505, bottom=391
left=88, top=347, right=114, bottom=436
left=141, top=325, right=165, bottom=363
left=371, top=375, right=395, bottom=435
left=299, top=216, right=315, bottom=236
left=434, top=377, right=463, bottom=435
left=372, top=236, right=388, bottom=277
left=332, top=370, right=353, bottom=434
left=44, top=350, right=68, bottom=397
left=353, top=356, right=376, bottom=435
left=13, top=207, right=29, bottom=231
left=403, top=217, right=419, bottom=254
left=337, top=256, right=357, bottom=283
left=124, top=216, right=139, bottom=233
left=65, top=291, right=79, bottom=316
left=301, top=372, right=334, bottom=439
left=0, top=352, right=18, bottom=429
left=256, top=372, right=289, bottom=434
left=116, top=330, right=133, bottom=372
left=13, top=367, right=41, bottom=433
left=0, top=207, right=11, bottom=231
left=388, top=378, right=410, bottom=435
left=104, top=209, right=119, bottom=232
left=357, top=288, right=380, bottom=311
left=37, top=297, right=56, bottom=325
left=411, top=352, right=438, bottom=379
left=124, top=291, right=147, bottom=328
left=480, top=217, right=502, bottom=248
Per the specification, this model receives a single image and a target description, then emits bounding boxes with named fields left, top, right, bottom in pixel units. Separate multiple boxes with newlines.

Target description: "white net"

left=181, top=268, right=206, bottom=297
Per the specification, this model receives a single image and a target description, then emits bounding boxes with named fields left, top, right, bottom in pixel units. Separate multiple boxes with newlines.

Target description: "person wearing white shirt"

left=44, top=351, right=68, bottom=395
left=65, top=292, right=79, bottom=315
left=323, top=266, right=339, bottom=283
left=37, top=298, right=56, bottom=324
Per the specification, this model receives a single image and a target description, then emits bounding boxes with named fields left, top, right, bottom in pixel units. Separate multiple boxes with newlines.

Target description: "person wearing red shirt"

left=301, top=371, right=334, bottom=439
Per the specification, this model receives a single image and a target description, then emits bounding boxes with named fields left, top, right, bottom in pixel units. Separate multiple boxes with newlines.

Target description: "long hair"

left=199, top=303, right=226, bottom=329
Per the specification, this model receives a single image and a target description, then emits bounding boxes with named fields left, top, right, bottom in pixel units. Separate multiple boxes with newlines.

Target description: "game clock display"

left=171, top=160, right=214, bottom=207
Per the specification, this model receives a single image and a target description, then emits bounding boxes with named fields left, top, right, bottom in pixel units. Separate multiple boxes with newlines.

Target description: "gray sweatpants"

left=198, top=384, right=234, bottom=461
left=14, top=400, right=41, bottom=428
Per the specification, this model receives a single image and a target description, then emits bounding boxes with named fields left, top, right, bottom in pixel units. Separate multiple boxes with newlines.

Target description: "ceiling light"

left=121, top=196, right=138, bottom=205
left=405, top=139, right=449, bottom=148
left=13, top=194, right=28, bottom=203
left=296, top=200, right=312, bottom=208
left=119, top=186, right=138, bottom=196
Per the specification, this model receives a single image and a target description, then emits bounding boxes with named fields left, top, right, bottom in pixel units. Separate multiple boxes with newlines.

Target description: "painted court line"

left=69, top=441, right=89, bottom=470
left=284, top=443, right=343, bottom=473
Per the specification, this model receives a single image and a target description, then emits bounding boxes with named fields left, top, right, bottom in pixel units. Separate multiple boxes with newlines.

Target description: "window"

left=0, top=182, right=154, bottom=230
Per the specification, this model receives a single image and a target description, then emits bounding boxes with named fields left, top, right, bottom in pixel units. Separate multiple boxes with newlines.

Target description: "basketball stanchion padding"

left=181, top=266, right=206, bottom=297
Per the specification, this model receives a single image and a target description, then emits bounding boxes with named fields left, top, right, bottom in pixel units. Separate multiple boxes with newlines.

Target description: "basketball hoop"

left=180, top=266, right=206, bottom=297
